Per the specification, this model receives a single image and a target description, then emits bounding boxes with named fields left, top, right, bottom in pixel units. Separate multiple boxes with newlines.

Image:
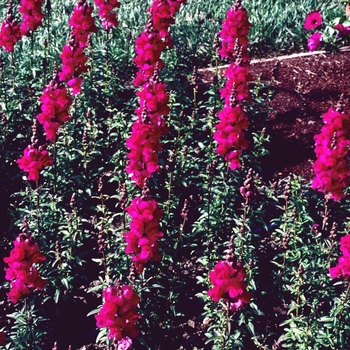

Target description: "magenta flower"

left=329, top=234, right=350, bottom=279
left=214, top=2, right=251, bottom=170
left=69, top=0, right=98, bottom=47
left=3, top=234, right=48, bottom=303
left=214, top=104, right=250, bottom=170
left=304, top=10, right=322, bottom=30
left=219, top=6, right=252, bottom=60
left=0, top=16, right=22, bottom=52
left=36, top=81, right=72, bottom=142
left=208, top=260, right=252, bottom=313
left=19, top=0, right=45, bottom=36
left=95, top=285, right=141, bottom=342
left=94, top=0, right=120, bottom=31
left=312, top=107, right=350, bottom=201
left=124, top=196, right=163, bottom=273
left=17, top=144, right=53, bottom=182
left=308, top=32, right=322, bottom=51
left=334, top=23, right=350, bottom=38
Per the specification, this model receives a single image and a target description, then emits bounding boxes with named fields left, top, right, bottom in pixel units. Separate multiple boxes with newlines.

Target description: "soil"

left=199, top=47, right=350, bottom=181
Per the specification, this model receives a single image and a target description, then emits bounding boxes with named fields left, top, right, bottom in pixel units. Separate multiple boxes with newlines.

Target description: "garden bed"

left=200, top=47, right=350, bottom=180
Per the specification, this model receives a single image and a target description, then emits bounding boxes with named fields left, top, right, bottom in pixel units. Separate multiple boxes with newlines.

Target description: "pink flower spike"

left=304, top=10, right=322, bottom=30
left=207, top=260, right=252, bottom=313
left=308, top=32, right=322, bottom=52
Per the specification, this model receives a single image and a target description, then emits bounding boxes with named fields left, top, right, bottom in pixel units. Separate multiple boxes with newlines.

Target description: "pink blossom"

left=117, top=336, right=132, bottom=350
left=0, top=16, right=22, bottom=52
left=148, top=0, right=186, bottom=46
left=67, top=77, right=83, bottom=95
left=329, top=234, right=350, bottom=279
left=124, top=196, right=163, bottom=273
left=208, top=260, right=252, bottom=313
left=3, top=234, right=48, bottom=303
left=340, top=235, right=350, bottom=256
left=308, top=32, right=322, bottom=51
left=219, top=6, right=251, bottom=60
left=214, top=104, right=250, bottom=170
left=334, top=23, right=350, bottom=37
left=220, top=63, right=252, bottom=103
left=59, top=43, right=88, bottom=81
left=94, top=0, right=120, bottom=30
left=95, top=285, right=141, bottom=342
left=312, top=107, right=350, bottom=200
left=69, top=0, right=98, bottom=46
left=36, top=78, right=72, bottom=141
left=17, top=144, right=52, bottom=181
left=214, top=2, right=251, bottom=169
left=19, top=0, right=45, bottom=36
left=304, top=10, right=322, bottom=30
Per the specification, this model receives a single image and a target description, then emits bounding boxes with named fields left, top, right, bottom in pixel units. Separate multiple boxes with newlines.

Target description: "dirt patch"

left=199, top=48, right=350, bottom=180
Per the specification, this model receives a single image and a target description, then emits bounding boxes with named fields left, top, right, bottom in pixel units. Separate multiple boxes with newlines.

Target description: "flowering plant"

left=4, top=234, right=48, bottom=304
left=208, top=260, right=252, bottom=313
left=311, top=106, right=350, bottom=201
left=304, top=9, right=350, bottom=51
left=95, top=285, right=141, bottom=343
left=329, top=234, right=350, bottom=279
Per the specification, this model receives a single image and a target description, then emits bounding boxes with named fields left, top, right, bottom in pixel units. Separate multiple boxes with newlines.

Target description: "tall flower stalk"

left=213, top=0, right=252, bottom=170
left=125, top=0, right=186, bottom=270
left=312, top=99, right=350, bottom=201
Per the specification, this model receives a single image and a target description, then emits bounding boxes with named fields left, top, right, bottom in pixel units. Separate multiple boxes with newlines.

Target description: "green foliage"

left=0, top=0, right=350, bottom=349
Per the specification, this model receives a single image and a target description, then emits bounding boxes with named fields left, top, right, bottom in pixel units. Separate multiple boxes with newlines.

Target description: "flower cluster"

left=94, top=0, right=120, bottom=31
left=0, top=12, right=21, bottom=52
left=127, top=70, right=170, bottom=186
left=149, top=0, right=186, bottom=46
left=308, top=32, right=322, bottom=52
left=312, top=107, right=350, bottom=201
left=214, top=104, right=250, bottom=170
left=59, top=36, right=88, bottom=95
left=208, top=260, right=252, bottom=313
left=133, top=23, right=166, bottom=88
left=4, top=234, right=47, bottom=304
left=329, top=234, right=350, bottom=279
left=304, top=10, right=323, bottom=52
left=128, top=0, right=185, bottom=187
left=124, top=195, right=163, bottom=273
left=69, top=0, right=98, bottom=47
left=133, top=0, right=185, bottom=87
left=17, top=144, right=52, bottom=182
left=126, top=119, right=163, bottom=187
left=304, top=10, right=322, bottom=30
left=219, top=63, right=252, bottom=104
left=218, top=3, right=251, bottom=61
left=95, top=285, right=141, bottom=342
left=136, top=75, right=170, bottom=125
left=36, top=76, right=73, bottom=141
left=125, top=0, right=185, bottom=283
left=214, top=1, right=251, bottom=170
left=0, top=0, right=45, bottom=51
left=58, top=0, right=98, bottom=96
left=304, top=10, right=350, bottom=52
left=334, top=23, right=350, bottom=38
left=18, top=0, right=45, bottom=36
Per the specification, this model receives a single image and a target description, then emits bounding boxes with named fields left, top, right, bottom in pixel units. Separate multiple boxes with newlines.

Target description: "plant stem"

left=336, top=281, right=350, bottom=344
left=221, top=302, right=230, bottom=350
